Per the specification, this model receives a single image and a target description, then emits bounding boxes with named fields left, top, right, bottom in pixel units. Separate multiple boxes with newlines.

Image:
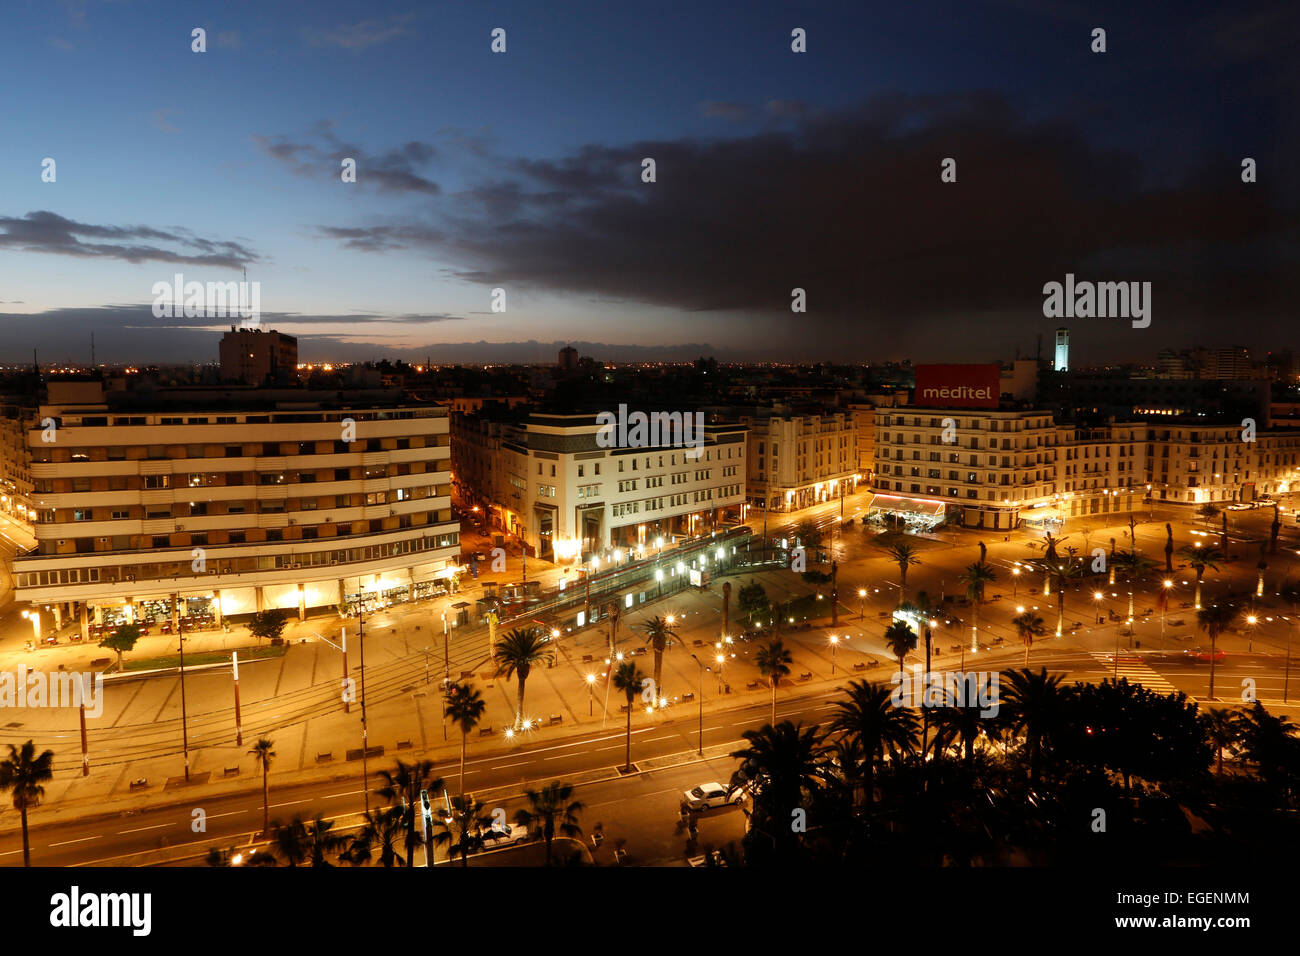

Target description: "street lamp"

left=1246, top=614, right=1257, bottom=653
left=858, top=588, right=866, bottom=620
left=586, top=673, right=596, bottom=715
left=1093, top=591, right=1104, bottom=625
left=689, top=654, right=706, bottom=757
left=1012, top=567, right=1020, bottom=598
left=1170, top=574, right=1180, bottom=642
left=829, top=634, right=839, bottom=675
left=20, top=609, right=40, bottom=640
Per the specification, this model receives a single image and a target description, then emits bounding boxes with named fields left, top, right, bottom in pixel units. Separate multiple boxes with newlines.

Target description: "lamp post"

left=1094, top=590, right=1104, bottom=626
left=858, top=588, right=866, bottom=620
left=356, top=608, right=370, bottom=815
left=830, top=634, right=839, bottom=676
left=1170, top=580, right=1180, bottom=647
left=232, top=650, right=243, bottom=747
left=586, top=672, right=596, bottom=715
left=1012, top=567, right=1020, bottom=598
left=1286, top=609, right=1294, bottom=703
left=178, top=619, right=191, bottom=783
left=689, top=654, right=705, bottom=757
left=1246, top=613, right=1257, bottom=653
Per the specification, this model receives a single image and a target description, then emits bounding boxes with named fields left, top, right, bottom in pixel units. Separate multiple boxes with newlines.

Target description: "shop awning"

left=867, top=494, right=946, bottom=517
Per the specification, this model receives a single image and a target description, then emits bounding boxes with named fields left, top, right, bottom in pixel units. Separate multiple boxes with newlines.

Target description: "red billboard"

left=913, top=364, right=1000, bottom=409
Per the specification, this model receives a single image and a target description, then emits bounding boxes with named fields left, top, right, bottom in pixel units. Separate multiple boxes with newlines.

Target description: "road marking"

left=324, top=790, right=363, bottom=799
left=206, top=810, right=248, bottom=820
left=0, top=849, right=22, bottom=857
left=48, top=835, right=101, bottom=847
left=117, top=824, right=168, bottom=834
left=491, top=760, right=531, bottom=769
left=268, top=798, right=312, bottom=809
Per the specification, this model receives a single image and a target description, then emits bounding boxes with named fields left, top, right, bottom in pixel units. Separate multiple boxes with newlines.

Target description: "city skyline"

left=2, top=0, right=1297, bottom=366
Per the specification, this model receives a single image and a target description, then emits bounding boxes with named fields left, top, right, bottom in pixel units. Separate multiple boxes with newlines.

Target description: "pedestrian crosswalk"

left=1088, top=652, right=1180, bottom=694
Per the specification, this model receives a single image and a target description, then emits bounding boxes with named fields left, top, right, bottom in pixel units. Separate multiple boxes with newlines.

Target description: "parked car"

left=476, top=823, right=531, bottom=850
left=683, top=782, right=743, bottom=811
left=1226, top=502, right=1256, bottom=511
left=1186, top=646, right=1226, bottom=663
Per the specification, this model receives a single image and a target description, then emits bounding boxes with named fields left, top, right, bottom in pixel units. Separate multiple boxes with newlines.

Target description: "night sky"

left=0, top=0, right=1295, bottom=366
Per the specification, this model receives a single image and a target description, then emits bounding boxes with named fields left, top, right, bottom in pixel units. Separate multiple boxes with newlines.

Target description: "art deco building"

left=16, top=379, right=459, bottom=638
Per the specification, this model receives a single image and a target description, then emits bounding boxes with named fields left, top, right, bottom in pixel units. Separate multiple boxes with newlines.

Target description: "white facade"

left=16, top=384, right=459, bottom=631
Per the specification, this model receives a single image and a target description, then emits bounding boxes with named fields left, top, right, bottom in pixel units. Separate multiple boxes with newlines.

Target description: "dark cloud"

left=0, top=211, right=256, bottom=267
left=309, top=90, right=1297, bottom=362
left=255, top=121, right=440, bottom=195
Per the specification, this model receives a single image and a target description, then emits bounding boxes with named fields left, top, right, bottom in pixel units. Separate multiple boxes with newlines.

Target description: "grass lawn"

left=122, top=643, right=288, bottom=672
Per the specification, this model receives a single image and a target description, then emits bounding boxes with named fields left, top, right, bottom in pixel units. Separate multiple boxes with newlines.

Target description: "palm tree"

left=1048, top=556, right=1088, bottom=637
left=828, top=681, right=918, bottom=813
left=343, top=805, right=407, bottom=867
left=882, top=619, right=917, bottom=682
left=304, top=813, right=348, bottom=867
left=638, top=614, right=679, bottom=701
left=898, top=592, right=939, bottom=760
left=730, top=721, right=827, bottom=859
left=1196, top=600, right=1240, bottom=699
left=612, top=660, right=647, bottom=772
left=515, top=781, right=584, bottom=866
left=0, top=741, right=55, bottom=867
left=1011, top=610, right=1048, bottom=666
left=999, top=668, right=1068, bottom=783
left=1236, top=701, right=1300, bottom=800
left=249, top=737, right=275, bottom=836
left=434, top=794, right=493, bottom=867
left=959, top=560, right=997, bottom=652
left=1179, top=544, right=1224, bottom=610
left=268, top=817, right=311, bottom=867
left=1112, top=550, right=1156, bottom=626
left=1201, top=707, right=1241, bottom=776
left=887, top=542, right=921, bottom=604
left=755, top=638, right=793, bottom=725
left=376, top=758, right=443, bottom=868
left=492, top=626, right=554, bottom=729
left=931, top=697, right=988, bottom=766
left=444, top=681, right=486, bottom=795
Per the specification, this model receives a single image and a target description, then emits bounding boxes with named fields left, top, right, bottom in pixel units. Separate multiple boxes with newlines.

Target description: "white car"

left=477, top=823, right=531, bottom=850
left=683, top=782, right=743, bottom=811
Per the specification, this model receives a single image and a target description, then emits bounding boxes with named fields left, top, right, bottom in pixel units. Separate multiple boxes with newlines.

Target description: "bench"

left=746, top=680, right=762, bottom=690
left=853, top=662, right=868, bottom=671
left=479, top=726, right=494, bottom=737
left=397, top=739, right=413, bottom=750
left=799, top=672, right=813, bottom=681
left=619, top=703, right=631, bottom=713
left=549, top=714, right=562, bottom=726
left=993, top=636, right=1004, bottom=644
left=682, top=692, right=694, bottom=702
left=460, top=670, right=473, bottom=680
left=129, top=778, right=147, bottom=790
left=316, top=752, right=333, bottom=763
left=692, top=640, right=704, bottom=647
left=932, top=648, right=942, bottom=657
left=91, top=658, right=111, bottom=668
left=223, top=766, right=239, bottom=777
left=950, top=645, right=961, bottom=653
left=582, top=654, right=594, bottom=663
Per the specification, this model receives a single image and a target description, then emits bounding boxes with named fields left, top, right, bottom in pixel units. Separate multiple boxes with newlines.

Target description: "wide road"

left=3, top=647, right=1291, bottom=867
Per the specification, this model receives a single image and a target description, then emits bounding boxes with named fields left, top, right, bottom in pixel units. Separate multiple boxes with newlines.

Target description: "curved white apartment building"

left=15, top=380, right=459, bottom=638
